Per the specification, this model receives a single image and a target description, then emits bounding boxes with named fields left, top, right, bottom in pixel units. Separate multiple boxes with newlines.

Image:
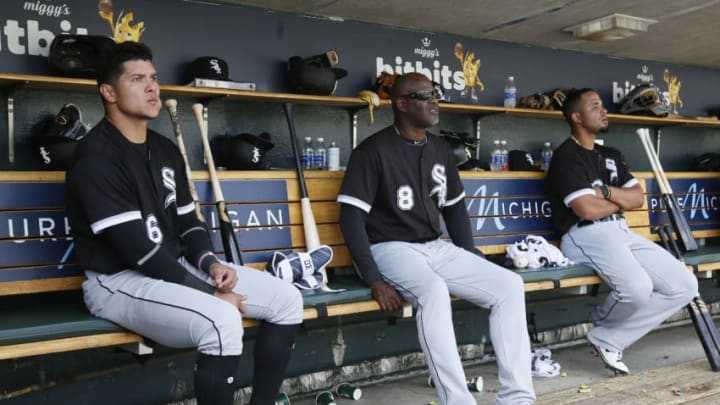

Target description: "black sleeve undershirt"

left=442, top=201, right=485, bottom=258
left=339, top=203, right=383, bottom=285
left=103, top=220, right=215, bottom=294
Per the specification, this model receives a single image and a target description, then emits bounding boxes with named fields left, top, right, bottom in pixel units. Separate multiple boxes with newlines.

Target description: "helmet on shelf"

left=287, top=50, right=348, bottom=95
left=221, top=132, right=274, bottom=170
left=617, top=84, right=670, bottom=117
left=36, top=104, right=90, bottom=170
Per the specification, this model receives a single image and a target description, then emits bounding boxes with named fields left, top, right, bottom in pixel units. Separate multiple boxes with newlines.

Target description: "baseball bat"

left=654, top=185, right=720, bottom=370
left=638, top=128, right=697, bottom=251
left=282, top=102, right=327, bottom=284
left=164, top=99, right=205, bottom=224
left=191, top=103, right=243, bottom=265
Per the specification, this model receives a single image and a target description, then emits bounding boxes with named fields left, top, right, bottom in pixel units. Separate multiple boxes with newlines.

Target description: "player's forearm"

left=571, top=195, right=621, bottom=220
left=103, top=221, right=215, bottom=294
left=606, top=185, right=644, bottom=211
left=442, top=201, right=485, bottom=258
left=177, top=212, right=219, bottom=272
left=339, top=204, right=383, bottom=285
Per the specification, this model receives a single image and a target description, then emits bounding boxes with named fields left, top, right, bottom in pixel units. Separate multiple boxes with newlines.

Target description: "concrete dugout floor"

left=291, top=321, right=720, bottom=404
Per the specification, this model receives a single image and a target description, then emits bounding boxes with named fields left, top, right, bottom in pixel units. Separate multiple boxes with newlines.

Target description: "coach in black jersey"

left=65, top=42, right=303, bottom=405
left=546, top=88, right=696, bottom=375
left=337, top=73, right=535, bottom=405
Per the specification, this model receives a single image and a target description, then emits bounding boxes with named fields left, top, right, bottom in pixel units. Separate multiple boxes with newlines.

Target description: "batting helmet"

left=48, top=34, right=115, bottom=78
left=36, top=104, right=90, bottom=170
left=221, top=132, right=274, bottom=170
left=287, top=50, right=348, bottom=95
left=618, top=84, right=670, bottom=117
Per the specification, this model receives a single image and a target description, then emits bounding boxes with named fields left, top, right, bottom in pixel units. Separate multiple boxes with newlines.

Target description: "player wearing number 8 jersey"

left=65, top=42, right=302, bottom=405
left=337, top=73, right=535, bottom=405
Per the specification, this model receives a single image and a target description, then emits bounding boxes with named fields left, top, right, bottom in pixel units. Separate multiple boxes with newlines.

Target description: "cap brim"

left=332, top=68, right=348, bottom=79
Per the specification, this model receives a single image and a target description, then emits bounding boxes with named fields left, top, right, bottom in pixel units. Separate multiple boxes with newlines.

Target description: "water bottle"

left=303, top=137, right=314, bottom=170
left=541, top=141, right=553, bottom=172
left=490, top=139, right=501, bottom=171
left=327, top=141, right=340, bottom=171
left=314, top=137, right=327, bottom=170
left=500, top=139, right=509, bottom=171
left=503, top=76, right=517, bottom=108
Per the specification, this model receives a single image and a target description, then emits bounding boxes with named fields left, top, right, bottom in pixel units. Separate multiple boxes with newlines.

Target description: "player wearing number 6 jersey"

left=65, top=42, right=302, bottom=405
left=337, top=73, right=535, bottom=405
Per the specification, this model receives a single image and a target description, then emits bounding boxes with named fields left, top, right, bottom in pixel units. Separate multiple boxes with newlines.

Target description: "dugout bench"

left=1, top=170, right=719, bottom=362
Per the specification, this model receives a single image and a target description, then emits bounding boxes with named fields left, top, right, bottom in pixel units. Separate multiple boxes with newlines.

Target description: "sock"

left=194, top=353, right=240, bottom=405
left=248, top=322, right=300, bottom=405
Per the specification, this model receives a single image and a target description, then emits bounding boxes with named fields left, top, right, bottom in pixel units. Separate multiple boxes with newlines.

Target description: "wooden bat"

left=638, top=128, right=697, bottom=251
left=652, top=170, right=720, bottom=371
left=191, top=103, right=243, bottom=265
left=164, top=99, right=205, bottom=224
left=282, top=102, right=327, bottom=284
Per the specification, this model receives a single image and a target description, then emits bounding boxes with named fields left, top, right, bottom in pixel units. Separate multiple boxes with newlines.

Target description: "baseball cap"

left=183, top=56, right=230, bottom=84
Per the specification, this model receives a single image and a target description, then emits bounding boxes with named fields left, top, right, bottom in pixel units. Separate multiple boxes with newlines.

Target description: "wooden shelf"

left=439, top=101, right=720, bottom=128
left=2, top=72, right=719, bottom=127
left=0, top=72, right=369, bottom=108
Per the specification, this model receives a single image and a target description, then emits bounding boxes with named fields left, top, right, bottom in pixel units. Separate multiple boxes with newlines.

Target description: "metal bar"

left=7, top=92, right=14, bottom=163
left=351, top=110, right=358, bottom=149
left=474, top=116, right=481, bottom=160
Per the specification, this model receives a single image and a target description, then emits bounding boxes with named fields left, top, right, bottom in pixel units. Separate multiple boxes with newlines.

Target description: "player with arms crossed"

left=65, top=42, right=303, bottom=405
left=337, top=73, right=535, bottom=405
left=546, top=88, right=697, bottom=375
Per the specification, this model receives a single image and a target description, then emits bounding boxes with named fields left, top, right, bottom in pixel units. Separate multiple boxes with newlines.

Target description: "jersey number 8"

left=397, top=185, right=414, bottom=211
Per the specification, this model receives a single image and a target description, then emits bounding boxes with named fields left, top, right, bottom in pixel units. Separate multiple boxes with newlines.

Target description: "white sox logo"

left=210, top=58, right=223, bottom=75
left=40, top=146, right=51, bottom=164
left=429, top=164, right=447, bottom=208
left=251, top=146, right=261, bottom=164
left=162, top=167, right=176, bottom=208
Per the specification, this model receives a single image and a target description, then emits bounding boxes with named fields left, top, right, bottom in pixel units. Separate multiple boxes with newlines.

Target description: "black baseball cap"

left=183, top=56, right=230, bottom=83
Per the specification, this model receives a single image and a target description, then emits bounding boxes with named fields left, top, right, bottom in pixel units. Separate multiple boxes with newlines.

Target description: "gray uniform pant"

left=371, top=239, right=535, bottom=405
left=82, top=258, right=304, bottom=356
left=561, top=219, right=697, bottom=352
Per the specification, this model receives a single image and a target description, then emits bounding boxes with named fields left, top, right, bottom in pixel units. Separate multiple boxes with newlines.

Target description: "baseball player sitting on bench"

left=65, top=42, right=303, bottom=405
left=337, top=73, right=535, bottom=405
left=546, top=88, right=697, bottom=375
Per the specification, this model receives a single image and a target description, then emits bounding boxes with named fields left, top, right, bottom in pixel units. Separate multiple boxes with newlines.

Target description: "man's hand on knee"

left=371, top=280, right=404, bottom=312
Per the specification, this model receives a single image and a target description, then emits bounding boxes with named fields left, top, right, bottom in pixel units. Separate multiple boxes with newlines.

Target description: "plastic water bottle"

left=503, top=76, right=517, bottom=108
left=541, top=142, right=553, bottom=172
left=490, top=139, right=501, bottom=171
left=500, top=139, right=509, bottom=171
left=303, top=137, right=314, bottom=170
left=327, top=141, right=340, bottom=171
left=314, top=137, right=327, bottom=170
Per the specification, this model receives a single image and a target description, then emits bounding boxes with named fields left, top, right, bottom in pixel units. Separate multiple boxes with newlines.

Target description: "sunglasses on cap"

left=401, top=88, right=440, bottom=101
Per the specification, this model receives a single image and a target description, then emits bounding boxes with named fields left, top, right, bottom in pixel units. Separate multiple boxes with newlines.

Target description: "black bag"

left=48, top=34, right=115, bottom=78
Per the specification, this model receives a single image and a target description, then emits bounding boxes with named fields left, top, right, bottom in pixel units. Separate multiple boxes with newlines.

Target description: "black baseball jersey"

left=66, top=119, right=208, bottom=274
left=337, top=126, right=465, bottom=244
left=546, top=137, right=638, bottom=236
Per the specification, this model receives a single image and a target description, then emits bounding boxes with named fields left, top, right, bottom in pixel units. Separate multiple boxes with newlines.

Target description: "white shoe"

left=587, top=338, right=629, bottom=375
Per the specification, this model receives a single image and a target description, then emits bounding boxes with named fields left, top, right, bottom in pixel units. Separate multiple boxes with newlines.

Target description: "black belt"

left=577, top=213, right=625, bottom=228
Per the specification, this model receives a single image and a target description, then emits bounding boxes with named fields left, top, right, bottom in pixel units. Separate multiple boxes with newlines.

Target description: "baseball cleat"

left=587, top=338, right=629, bottom=375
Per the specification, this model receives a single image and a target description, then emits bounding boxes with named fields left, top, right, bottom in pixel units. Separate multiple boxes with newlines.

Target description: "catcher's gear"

left=36, top=103, right=90, bottom=170
left=517, top=89, right=566, bottom=110
left=287, top=50, right=348, bottom=96
left=617, top=84, right=670, bottom=117
left=265, top=245, right=333, bottom=290
left=375, top=71, right=399, bottom=100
